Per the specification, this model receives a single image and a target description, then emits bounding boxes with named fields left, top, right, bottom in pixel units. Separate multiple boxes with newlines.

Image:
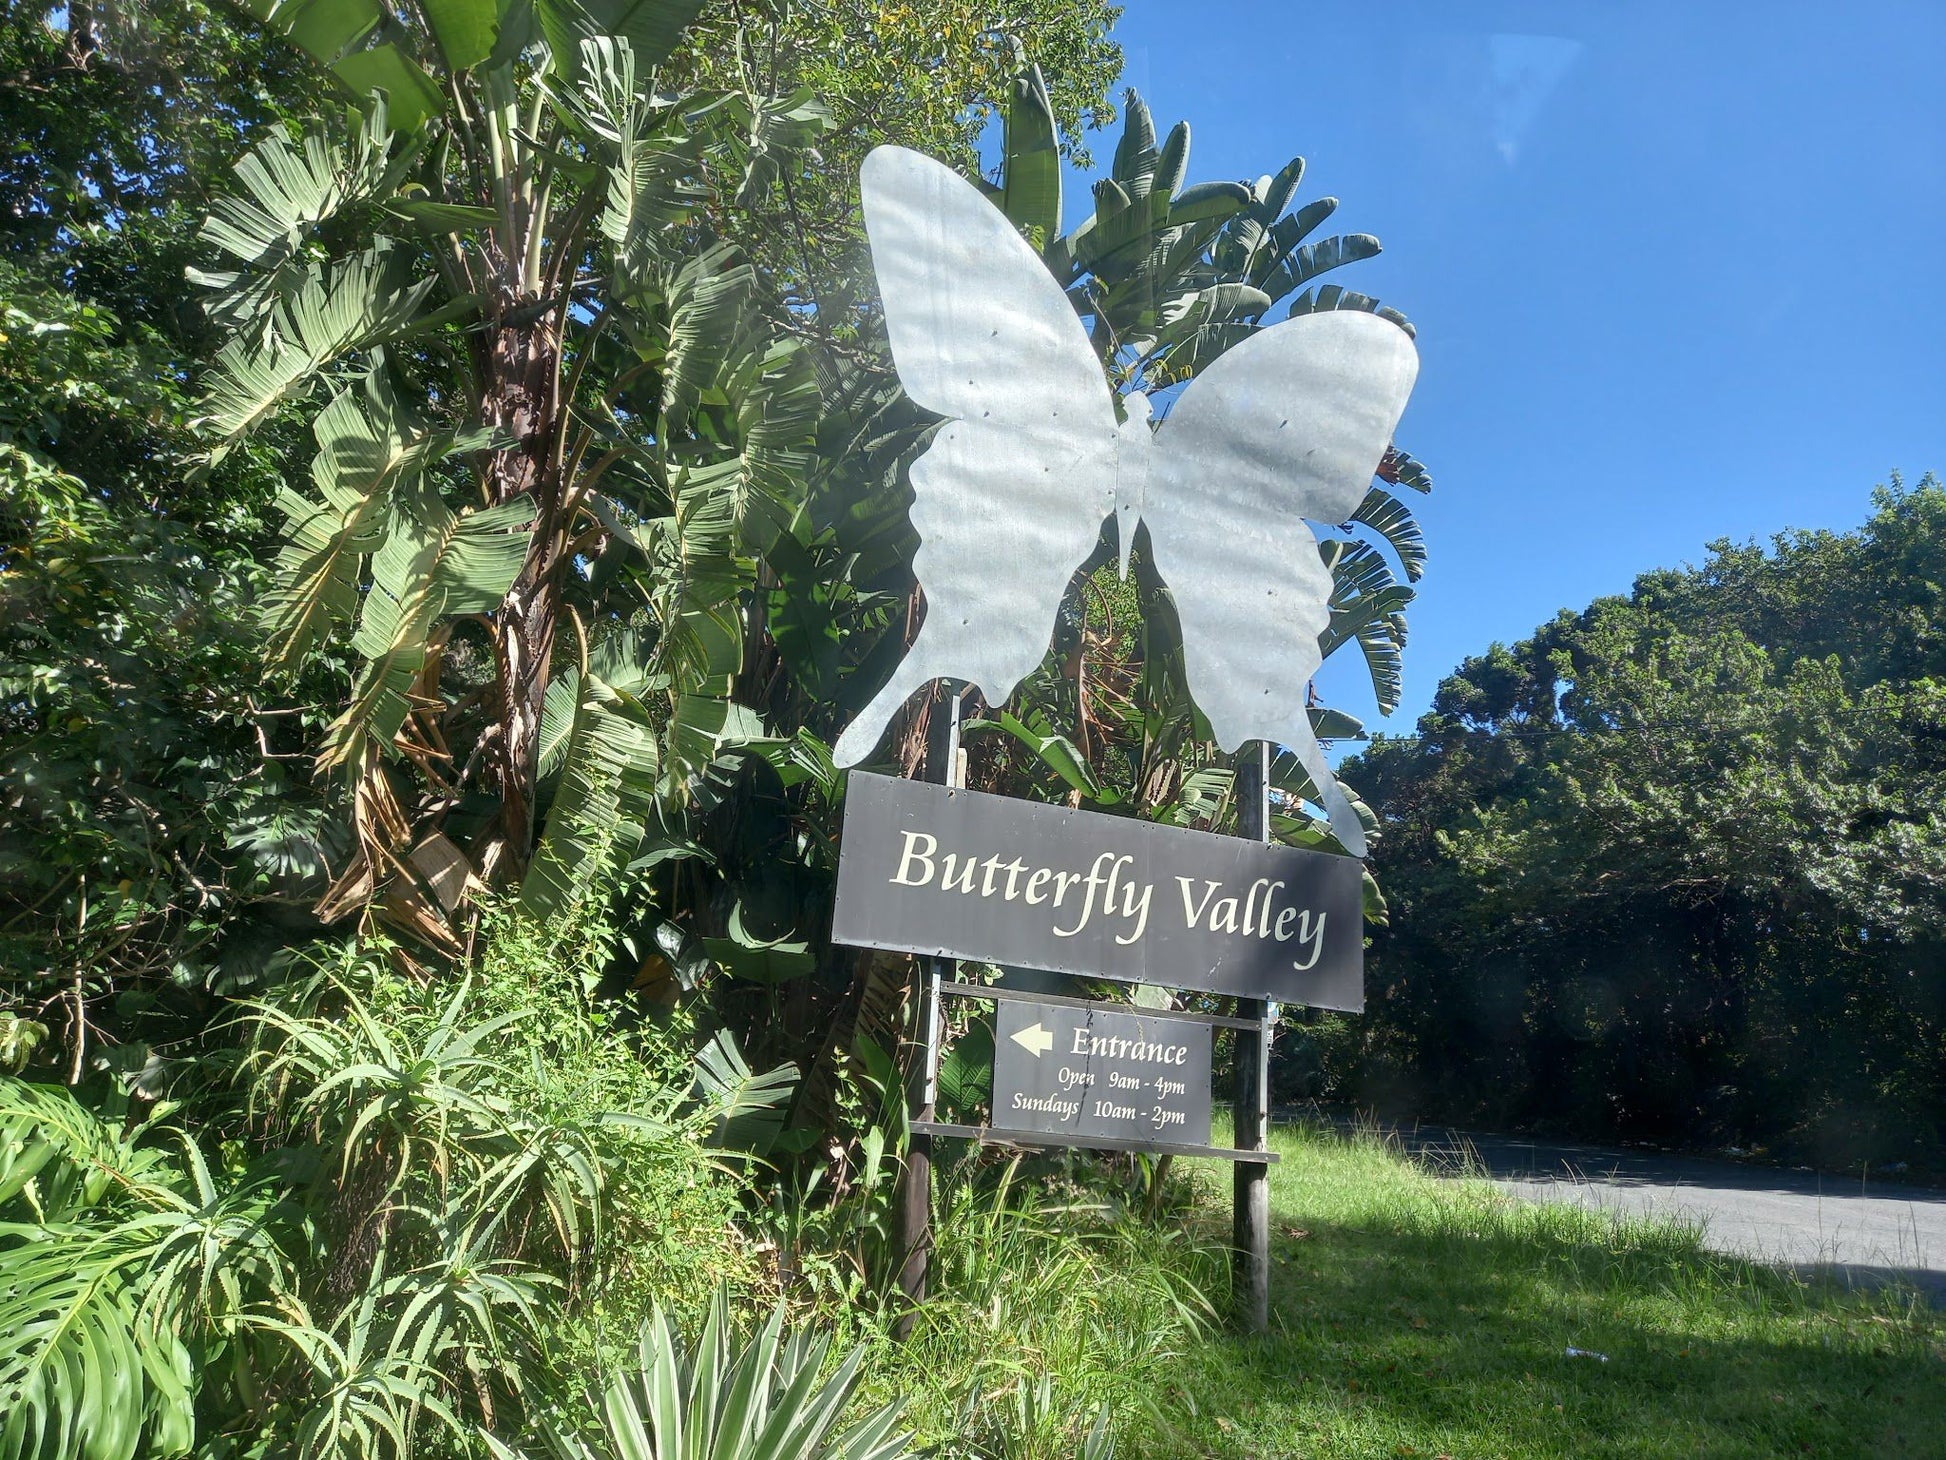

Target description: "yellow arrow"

left=1010, top=1022, right=1055, bottom=1057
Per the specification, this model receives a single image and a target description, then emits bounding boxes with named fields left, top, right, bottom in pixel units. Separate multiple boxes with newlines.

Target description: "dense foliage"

left=1330, top=479, right=1946, bottom=1170
left=1, top=0, right=1434, bottom=1453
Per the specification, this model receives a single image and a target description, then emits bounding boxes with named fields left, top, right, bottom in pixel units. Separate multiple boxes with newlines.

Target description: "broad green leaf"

left=1000, top=61, right=1062, bottom=248
left=734, top=88, right=834, bottom=210
left=1111, top=93, right=1159, bottom=199
left=1379, top=444, right=1434, bottom=493
left=1350, top=484, right=1427, bottom=582
left=192, top=109, right=413, bottom=333
left=690, top=1030, right=797, bottom=1152
left=701, top=934, right=815, bottom=984
left=262, top=375, right=491, bottom=665
left=332, top=44, right=447, bottom=131
left=669, top=695, right=765, bottom=780
left=1310, top=704, right=1367, bottom=741
left=419, top=0, right=499, bottom=69
left=193, top=247, right=437, bottom=459
left=327, top=492, right=536, bottom=769
left=1260, top=231, right=1382, bottom=305
left=382, top=199, right=500, bottom=231
left=520, top=675, right=661, bottom=921
left=243, top=0, right=380, bottom=65
left=538, top=0, right=710, bottom=80
left=962, top=710, right=1120, bottom=805
left=1285, top=281, right=1416, bottom=339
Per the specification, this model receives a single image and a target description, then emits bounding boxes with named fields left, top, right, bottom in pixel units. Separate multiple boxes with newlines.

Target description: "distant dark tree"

left=1330, top=478, right=1946, bottom=1170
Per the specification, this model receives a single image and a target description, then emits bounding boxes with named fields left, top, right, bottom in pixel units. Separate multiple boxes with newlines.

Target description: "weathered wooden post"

left=893, top=686, right=960, bottom=1337
left=1232, top=741, right=1272, bottom=1333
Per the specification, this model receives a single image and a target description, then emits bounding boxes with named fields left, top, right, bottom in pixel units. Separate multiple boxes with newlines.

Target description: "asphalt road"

left=1366, top=1122, right=1946, bottom=1302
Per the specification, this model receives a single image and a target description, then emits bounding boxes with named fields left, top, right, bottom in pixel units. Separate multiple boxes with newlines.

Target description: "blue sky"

left=1098, top=0, right=1946, bottom=736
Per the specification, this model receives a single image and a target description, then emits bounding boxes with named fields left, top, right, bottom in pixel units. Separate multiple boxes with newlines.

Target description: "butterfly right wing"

left=831, top=146, right=1121, bottom=768
left=1142, top=311, right=1420, bottom=855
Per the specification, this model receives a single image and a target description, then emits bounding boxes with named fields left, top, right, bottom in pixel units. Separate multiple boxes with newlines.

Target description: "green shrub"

left=516, top=1287, right=911, bottom=1460
left=0, top=907, right=774, bottom=1459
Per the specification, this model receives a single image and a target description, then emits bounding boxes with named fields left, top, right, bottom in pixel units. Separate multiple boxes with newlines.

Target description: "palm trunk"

left=482, top=308, right=562, bottom=880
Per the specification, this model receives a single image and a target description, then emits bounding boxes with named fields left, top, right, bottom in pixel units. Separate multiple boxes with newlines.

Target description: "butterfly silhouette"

left=830, top=146, right=1419, bottom=857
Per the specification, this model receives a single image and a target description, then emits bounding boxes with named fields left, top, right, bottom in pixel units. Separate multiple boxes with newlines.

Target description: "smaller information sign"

left=990, top=1000, right=1214, bottom=1150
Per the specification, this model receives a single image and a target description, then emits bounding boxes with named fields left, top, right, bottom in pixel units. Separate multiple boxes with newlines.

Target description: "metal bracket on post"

left=922, top=966, right=942, bottom=1112
left=1233, top=740, right=1273, bottom=1335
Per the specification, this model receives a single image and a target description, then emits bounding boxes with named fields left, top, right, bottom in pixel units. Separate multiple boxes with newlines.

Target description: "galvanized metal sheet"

left=990, top=998, right=1214, bottom=1151
left=830, top=145, right=1125, bottom=769
left=1142, top=312, right=1419, bottom=857
left=832, top=146, right=1418, bottom=858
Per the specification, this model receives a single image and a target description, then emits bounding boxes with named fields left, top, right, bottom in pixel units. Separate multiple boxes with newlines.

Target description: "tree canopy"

left=1335, top=478, right=1946, bottom=1169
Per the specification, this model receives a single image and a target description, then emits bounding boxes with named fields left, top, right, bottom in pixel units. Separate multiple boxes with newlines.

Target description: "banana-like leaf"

left=1355, top=611, right=1410, bottom=717
left=418, top=0, right=499, bottom=69
left=193, top=247, right=437, bottom=460
left=702, top=922, right=815, bottom=985
left=263, top=375, right=492, bottom=666
left=190, top=102, right=417, bottom=356
left=520, top=673, right=661, bottom=921
left=332, top=44, right=446, bottom=130
left=725, top=336, right=819, bottom=554
left=238, top=0, right=379, bottom=66
left=733, top=88, right=834, bottom=210
left=382, top=198, right=499, bottom=231
left=1320, top=539, right=1413, bottom=714
left=536, top=625, right=657, bottom=780
left=193, top=110, right=412, bottom=324
left=667, top=695, right=765, bottom=783
left=1215, top=154, right=1303, bottom=276
left=1000, top=61, right=1062, bottom=247
left=1310, top=704, right=1367, bottom=741
left=1379, top=444, right=1434, bottom=493
left=1112, top=94, right=1159, bottom=200
left=1128, top=281, right=1271, bottom=364
left=1152, top=120, right=1190, bottom=204
left=326, top=490, right=536, bottom=769
left=961, top=710, right=1120, bottom=805
left=1286, top=282, right=1416, bottom=339
left=538, top=0, right=710, bottom=81
left=649, top=460, right=749, bottom=694
left=584, top=42, right=708, bottom=287
left=659, top=245, right=760, bottom=422
left=1259, top=231, right=1382, bottom=305
left=690, top=1030, right=798, bottom=1155
left=1348, top=484, right=1427, bottom=582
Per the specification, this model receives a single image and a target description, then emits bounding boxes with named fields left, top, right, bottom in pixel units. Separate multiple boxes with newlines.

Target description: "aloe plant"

left=516, top=1288, right=911, bottom=1460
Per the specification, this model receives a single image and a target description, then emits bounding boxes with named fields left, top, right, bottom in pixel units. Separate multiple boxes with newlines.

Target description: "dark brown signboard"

left=832, top=772, right=1364, bottom=1010
left=990, top=999, right=1214, bottom=1149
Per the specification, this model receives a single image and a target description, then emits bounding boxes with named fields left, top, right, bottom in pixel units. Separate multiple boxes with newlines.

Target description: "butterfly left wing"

left=1141, top=310, right=1419, bottom=856
left=831, top=146, right=1122, bottom=768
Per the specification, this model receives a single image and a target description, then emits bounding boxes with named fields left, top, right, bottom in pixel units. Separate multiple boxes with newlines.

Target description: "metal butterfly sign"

left=830, top=146, right=1419, bottom=858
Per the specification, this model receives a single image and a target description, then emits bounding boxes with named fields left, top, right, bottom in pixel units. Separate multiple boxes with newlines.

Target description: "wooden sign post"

left=835, top=760, right=1342, bottom=1333
left=1233, top=742, right=1273, bottom=1334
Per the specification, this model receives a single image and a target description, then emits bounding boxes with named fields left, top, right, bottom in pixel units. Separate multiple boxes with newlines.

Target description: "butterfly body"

left=835, top=146, right=1418, bottom=857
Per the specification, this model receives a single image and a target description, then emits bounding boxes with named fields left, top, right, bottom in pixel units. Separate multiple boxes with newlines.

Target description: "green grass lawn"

left=872, top=1118, right=1945, bottom=1459
left=1142, top=1120, right=1946, bottom=1459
